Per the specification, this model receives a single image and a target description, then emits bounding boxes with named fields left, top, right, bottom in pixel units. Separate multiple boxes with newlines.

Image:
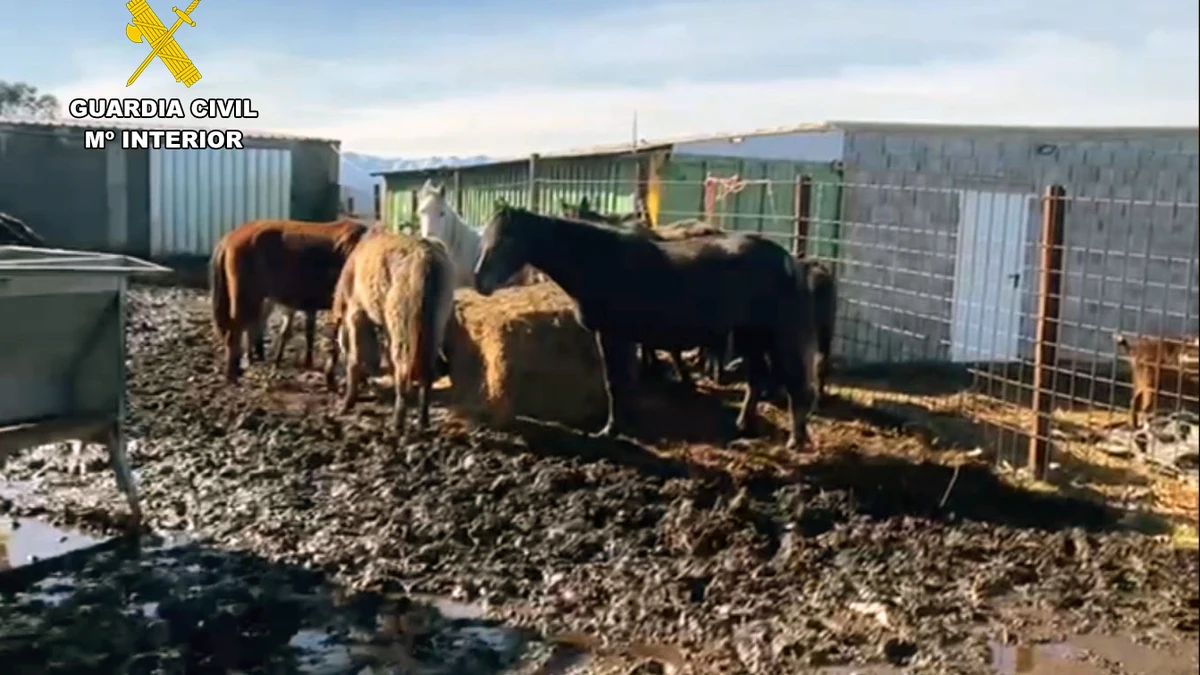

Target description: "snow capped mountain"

left=338, top=151, right=493, bottom=191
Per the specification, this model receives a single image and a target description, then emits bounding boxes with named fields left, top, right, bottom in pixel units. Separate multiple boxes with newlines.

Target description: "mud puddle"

left=988, top=634, right=1200, bottom=674
left=1, top=517, right=104, bottom=570
left=4, top=286, right=1200, bottom=674
left=0, top=534, right=535, bottom=674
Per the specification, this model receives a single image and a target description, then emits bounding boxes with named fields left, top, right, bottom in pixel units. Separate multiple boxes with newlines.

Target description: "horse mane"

left=333, top=220, right=370, bottom=256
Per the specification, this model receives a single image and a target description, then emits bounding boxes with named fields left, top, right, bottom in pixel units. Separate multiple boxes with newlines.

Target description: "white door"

left=950, top=190, right=1031, bottom=362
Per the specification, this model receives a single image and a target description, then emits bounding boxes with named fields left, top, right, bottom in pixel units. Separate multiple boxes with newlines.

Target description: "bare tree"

left=0, top=81, right=60, bottom=120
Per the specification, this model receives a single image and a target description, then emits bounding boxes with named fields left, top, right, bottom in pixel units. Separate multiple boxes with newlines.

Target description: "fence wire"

left=510, top=170, right=1198, bottom=482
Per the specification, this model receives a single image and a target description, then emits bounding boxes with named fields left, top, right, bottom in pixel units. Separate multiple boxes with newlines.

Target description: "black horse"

left=560, top=198, right=728, bottom=389
left=473, top=203, right=818, bottom=450
left=560, top=196, right=647, bottom=229
left=707, top=258, right=838, bottom=403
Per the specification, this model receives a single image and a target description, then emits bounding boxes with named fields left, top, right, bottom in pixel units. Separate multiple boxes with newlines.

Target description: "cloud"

left=48, top=0, right=1198, bottom=157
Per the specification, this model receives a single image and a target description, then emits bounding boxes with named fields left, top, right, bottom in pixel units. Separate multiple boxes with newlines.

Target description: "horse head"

left=416, top=182, right=449, bottom=239
left=562, top=196, right=604, bottom=221
left=475, top=200, right=526, bottom=296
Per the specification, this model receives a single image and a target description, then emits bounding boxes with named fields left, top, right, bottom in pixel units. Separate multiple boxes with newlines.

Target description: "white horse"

left=417, top=179, right=482, bottom=289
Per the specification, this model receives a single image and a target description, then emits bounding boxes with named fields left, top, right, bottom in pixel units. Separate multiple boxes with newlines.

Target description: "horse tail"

left=807, top=261, right=837, bottom=359
left=210, top=237, right=233, bottom=337
left=409, top=241, right=454, bottom=384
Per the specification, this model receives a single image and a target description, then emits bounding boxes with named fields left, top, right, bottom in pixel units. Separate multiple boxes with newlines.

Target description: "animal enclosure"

left=523, top=158, right=1199, bottom=481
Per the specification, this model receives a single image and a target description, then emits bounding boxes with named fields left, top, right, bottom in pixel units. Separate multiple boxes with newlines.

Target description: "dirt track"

left=2, top=285, right=1198, bottom=673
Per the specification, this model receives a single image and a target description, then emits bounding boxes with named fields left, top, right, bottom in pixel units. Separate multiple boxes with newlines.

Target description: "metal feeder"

left=1, top=245, right=171, bottom=524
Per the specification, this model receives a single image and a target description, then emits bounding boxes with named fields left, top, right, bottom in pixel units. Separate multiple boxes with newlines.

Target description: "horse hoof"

left=786, top=435, right=815, bottom=453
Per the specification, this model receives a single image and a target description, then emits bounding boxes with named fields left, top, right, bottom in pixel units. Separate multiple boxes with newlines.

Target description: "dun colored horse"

left=474, top=203, right=818, bottom=450
left=210, top=218, right=368, bottom=383
left=328, top=230, right=456, bottom=433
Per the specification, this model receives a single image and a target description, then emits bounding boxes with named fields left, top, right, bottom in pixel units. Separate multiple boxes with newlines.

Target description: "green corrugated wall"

left=658, top=155, right=842, bottom=260
left=380, top=151, right=843, bottom=260
left=536, top=155, right=642, bottom=216
left=381, top=162, right=530, bottom=232
left=456, top=163, right=530, bottom=226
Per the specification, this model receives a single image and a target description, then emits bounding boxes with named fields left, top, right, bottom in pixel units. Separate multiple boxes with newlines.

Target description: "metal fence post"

left=452, top=169, right=463, bottom=214
left=527, top=153, right=541, bottom=212
left=793, top=174, right=813, bottom=257
left=1028, top=184, right=1067, bottom=479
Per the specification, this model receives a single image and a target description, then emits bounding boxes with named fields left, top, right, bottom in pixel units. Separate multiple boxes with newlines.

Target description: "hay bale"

left=446, top=282, right=607, bottom=427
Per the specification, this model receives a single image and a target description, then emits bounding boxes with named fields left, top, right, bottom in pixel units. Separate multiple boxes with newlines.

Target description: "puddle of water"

left=23, top=573, right=79, bottom=606
left=989, top=635, right=1200, bottom=674
left=0, top=517, right=104, bottom=570
left=415, top=593, right=487, bottom=620
left=0, top=478, right=38, bottom=501
left=816, top=662, right=902, bottom=667
left=990, top=642, right=1089, bottom=674
left=290, top=628, right=356, bottom=675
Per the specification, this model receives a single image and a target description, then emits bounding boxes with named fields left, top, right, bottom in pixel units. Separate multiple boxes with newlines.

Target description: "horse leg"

left=250, top=298, right=271, bottom=362
left=594, top=332, right=638, bottom=438
left=734, top=347, right=768, bottom=438
left=770, top=327, right=815, bottom=452
left=324, top=318, right=343, bottom=392
left=339, top=310, right=368, bottom=414
left=303, top=310, right=317, bottom=370
left=391, top=339, right=411, bottom=435
left=812, top=351, right=828, bottom=407
left=637, top=344, right=657, bottom=381
left=669, top=349, right=695, bottom=389
left=224, top=325, right=244, bottom=384
left=248, top=320, right=266, bottom=363
left=713, top=333, right=735, bottom=385
left=271, top=309, right=294, bottom=369
left=417, top=363, right=434, bottom=430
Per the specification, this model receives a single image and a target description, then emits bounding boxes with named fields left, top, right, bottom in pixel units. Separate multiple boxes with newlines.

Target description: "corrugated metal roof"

left=0, top=116, right=339, bottom=144
left=375, top=119, right=1199, bottom=178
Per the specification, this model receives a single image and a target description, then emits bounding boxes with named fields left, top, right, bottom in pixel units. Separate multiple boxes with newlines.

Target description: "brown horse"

left=474, top=204, right=818, bottom=450
left=1114, top=333, right=1199, bottom=428
left=210, top=218, right=368, bottom=383
left=328, top=231, right=456, bottom=433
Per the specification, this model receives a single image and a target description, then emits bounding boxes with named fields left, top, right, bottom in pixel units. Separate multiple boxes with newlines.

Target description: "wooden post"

left=372, top=183, right=381, bottom=221
left=634, top=157, right=649, bottom=218
left=409, top=188, right=418, bottom=232
left=792, top=174, right=813, bottom=257
left=1028, top=184, right=1067, bottom=479
left=453, top=169, right=463, bottom=214
left=379, top=181, right=391, bottom=227
left=527, top=153, right=540, bottom=211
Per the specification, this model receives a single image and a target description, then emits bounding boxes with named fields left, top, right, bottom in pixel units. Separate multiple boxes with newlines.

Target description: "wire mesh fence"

left=508, top=170, right=1198, bottom=482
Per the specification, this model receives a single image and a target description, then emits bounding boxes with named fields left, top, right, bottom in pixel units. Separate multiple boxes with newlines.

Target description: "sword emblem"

left=124, top=0, right=202, bottom=87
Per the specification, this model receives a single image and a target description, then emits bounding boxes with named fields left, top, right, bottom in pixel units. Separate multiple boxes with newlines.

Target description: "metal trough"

left=0, top=245, right=170, bottom=525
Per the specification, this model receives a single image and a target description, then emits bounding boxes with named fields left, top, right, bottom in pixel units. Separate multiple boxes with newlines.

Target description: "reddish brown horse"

left=210, top=218, right=368, bottom=383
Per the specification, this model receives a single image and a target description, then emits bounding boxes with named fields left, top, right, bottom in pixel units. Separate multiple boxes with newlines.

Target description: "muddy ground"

left=2, top=285, right=1198, bottom=674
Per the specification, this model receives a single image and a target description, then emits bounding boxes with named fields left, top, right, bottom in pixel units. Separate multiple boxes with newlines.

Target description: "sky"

left=2, top=0, right=1197, bottom=157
